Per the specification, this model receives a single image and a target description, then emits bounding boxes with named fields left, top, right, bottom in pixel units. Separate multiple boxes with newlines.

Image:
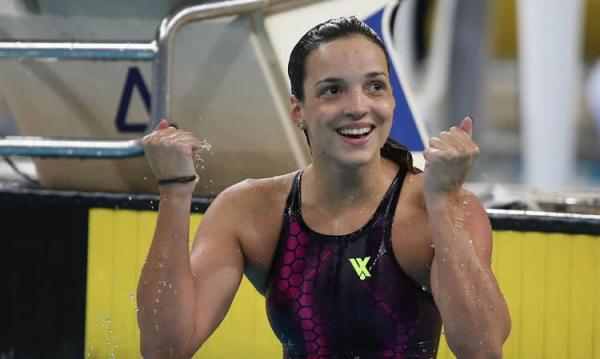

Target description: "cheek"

left=377, top=99, right=395, bottom=121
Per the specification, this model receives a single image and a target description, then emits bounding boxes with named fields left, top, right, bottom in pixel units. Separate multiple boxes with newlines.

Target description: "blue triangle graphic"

left=364, top=7, right=425, bottom=151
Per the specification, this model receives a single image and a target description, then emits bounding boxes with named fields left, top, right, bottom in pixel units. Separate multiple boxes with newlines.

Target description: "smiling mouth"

left=335, top=126, right=375, bottom=139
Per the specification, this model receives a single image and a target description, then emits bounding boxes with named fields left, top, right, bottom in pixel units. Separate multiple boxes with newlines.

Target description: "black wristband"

left=157, top=175, right=198, bottom=186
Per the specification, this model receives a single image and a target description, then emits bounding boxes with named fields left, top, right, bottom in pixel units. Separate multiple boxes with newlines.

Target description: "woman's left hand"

left=423, top=117, right=480, bottom=197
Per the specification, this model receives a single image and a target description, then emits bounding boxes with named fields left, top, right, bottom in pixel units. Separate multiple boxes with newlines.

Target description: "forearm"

left=428, top=195, right=510, bottom=358
left=137, top=183, right=198, bottom=358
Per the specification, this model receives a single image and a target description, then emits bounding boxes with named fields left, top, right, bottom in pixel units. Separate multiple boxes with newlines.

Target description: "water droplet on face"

left=156, top=298, right=160, bottom=303
left=154, top=324, right=160, bottom=331
left=135, top=307, right=140, bottom=312
left=421, top=285, right=428, bottom=292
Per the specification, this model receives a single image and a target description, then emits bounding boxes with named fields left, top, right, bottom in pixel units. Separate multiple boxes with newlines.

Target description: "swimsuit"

left=266, top=169, right=442, bottom=358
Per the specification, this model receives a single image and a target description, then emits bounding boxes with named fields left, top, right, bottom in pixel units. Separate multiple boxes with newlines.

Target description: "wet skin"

left=138, top=34, right=510, bottom=359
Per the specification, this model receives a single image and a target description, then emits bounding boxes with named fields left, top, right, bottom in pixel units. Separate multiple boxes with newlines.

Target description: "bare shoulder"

left=393, top=171, right=429, bottom=238
left=399, top=170, right=487, bottom=217
left=392, top=170, right=491, bottom=285
left=196, top=171, right=298, bottom=290
left=405, top=171, right=491, bottom=235
left=396, top=170, right=427, bottom=215
left=210, top=172, right=297, bottom=215
left=396, top=170, right=493, bottom=264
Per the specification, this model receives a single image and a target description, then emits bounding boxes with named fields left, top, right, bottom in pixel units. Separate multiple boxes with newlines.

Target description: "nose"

left=343, top=87, right=368, bottom=120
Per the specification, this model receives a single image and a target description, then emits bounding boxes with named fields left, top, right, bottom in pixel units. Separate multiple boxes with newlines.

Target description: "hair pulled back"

left=288, top=16, right=418, bottom=173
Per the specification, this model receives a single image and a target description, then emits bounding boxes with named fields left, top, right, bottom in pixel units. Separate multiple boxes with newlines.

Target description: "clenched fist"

left=423, top=117, right=480, bottom=196
left=143, top=119, right=201, bottom=181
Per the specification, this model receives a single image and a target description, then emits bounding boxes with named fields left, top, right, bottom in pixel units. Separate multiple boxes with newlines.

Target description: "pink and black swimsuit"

left=266, top=169, right=442, bottom=359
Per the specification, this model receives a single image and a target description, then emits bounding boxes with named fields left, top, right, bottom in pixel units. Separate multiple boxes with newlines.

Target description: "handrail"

left=0, top=41, right=157, bottom=61
left=0, top=137, right=143, bottom=158
left=151, top=0, right=268, bottom=126
left=0, top=0, right=301, bottom=158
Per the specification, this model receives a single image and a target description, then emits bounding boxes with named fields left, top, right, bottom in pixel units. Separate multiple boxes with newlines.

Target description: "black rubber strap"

left=157, top=175, right=197, bottom=186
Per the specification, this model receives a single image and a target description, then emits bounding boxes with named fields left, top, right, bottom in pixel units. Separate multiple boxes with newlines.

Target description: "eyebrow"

left=366, top=71, right=388, bottom=79
left=313, top=71, right=389, bottom=86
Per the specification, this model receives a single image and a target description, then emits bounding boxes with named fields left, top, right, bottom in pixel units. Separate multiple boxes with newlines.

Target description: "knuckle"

left=429, top=136, right=440, bottom=144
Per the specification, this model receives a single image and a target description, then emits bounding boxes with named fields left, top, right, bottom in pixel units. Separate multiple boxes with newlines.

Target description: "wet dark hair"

left=288, top=16, right=417, bottom=173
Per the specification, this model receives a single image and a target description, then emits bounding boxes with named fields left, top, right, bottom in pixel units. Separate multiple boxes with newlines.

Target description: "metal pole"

left=151, top=0, right=268, bottom=128
left=0, top=0, right=307, bottom=157
left=0, top=137, right=143, bottom=158
left=0, top=41, right=156, bottom=60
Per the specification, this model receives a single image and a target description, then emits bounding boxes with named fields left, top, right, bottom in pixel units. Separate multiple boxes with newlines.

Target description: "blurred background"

left=1, top=1, right=599, bottom=358
left=0, top=0, right=599, bottom=202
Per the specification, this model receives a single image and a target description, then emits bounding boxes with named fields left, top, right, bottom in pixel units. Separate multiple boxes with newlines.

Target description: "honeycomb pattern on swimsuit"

left=266, top=171, right=442, bottom=359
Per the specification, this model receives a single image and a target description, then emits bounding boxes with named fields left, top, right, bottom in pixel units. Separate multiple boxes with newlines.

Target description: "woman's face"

left=291, top=34, right=395, bottom=168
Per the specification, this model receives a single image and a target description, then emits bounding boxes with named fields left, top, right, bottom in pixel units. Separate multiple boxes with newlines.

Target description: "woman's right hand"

left=143, top=119, right=200, bottom=181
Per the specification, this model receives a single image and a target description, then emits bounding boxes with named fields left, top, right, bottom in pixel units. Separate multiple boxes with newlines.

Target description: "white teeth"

left=337, top=127, right=372, bottom=136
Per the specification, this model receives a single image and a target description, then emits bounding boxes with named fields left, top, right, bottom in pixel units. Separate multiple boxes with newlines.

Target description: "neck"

left=304, top=154, right=392, bottom=208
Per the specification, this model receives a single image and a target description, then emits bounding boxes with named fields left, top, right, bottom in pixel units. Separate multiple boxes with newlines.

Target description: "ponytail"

left=380, top=138, right=420, bottom=174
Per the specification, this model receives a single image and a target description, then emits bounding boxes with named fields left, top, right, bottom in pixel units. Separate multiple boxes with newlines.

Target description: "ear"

left=290, top=95, right=304, bottom=127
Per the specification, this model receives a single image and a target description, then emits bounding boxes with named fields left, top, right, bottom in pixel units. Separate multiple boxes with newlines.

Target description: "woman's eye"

left=368, top=81, right=386, bottom=93
left=321, top=86, right=341, bottom=96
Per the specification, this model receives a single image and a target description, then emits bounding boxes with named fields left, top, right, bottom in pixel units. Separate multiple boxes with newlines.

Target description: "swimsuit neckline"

left=293, top=169, right=403, bottom=239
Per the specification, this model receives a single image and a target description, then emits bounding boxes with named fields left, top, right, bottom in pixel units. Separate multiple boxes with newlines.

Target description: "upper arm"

left=462, top=190, right=493, bottom=265
left=183, top=184, right=248, bottom=355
